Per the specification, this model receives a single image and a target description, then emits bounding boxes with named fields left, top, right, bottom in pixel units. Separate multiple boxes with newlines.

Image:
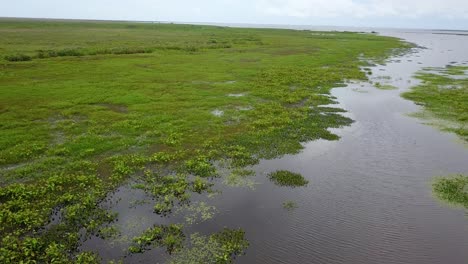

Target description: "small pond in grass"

left=81, top=28, right=468, bottom=264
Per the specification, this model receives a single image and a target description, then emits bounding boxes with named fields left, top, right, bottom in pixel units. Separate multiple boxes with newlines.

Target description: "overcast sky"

left=2, top=0, right=468, bottom=30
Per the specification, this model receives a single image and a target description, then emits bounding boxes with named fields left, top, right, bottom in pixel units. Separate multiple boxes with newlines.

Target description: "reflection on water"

left=82, top=28, right=468, bottom=264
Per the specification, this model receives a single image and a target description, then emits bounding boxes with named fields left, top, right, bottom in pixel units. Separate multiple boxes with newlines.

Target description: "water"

left=200, top=29, right=468, bottom=264
left=82, top=28, right=468, bottom=263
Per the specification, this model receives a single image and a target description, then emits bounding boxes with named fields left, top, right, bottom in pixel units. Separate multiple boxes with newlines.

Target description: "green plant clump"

left=268, top=170, right=309, bottom=187
left=283, top=201, right=298, bottom=210
left=432, top=175, right=468, bottom=208
left=170, top=228, right=249, bottom=264
left=4, top=54, right=32, bottom=62
left=128, top=224, right=185, bottom=254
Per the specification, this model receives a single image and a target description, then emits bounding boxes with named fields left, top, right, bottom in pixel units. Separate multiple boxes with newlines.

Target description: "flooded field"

left=1, top=20, right=467, bottom=263
left=78, top=29, right=468, bottom=263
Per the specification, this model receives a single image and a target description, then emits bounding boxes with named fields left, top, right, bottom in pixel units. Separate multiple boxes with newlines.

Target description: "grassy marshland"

left=0, top=18, right=407, bottom=262
left=402, top=65, right=468, bottom=142
left=268, top=170, right=309, bottom=187
left=403, top=66, right=468, bottom=214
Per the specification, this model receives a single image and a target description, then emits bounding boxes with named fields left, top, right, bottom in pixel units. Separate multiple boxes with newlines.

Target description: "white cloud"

left=2, top=0, right=468, bottom=29
left=255, top=0, right=468, bottom=19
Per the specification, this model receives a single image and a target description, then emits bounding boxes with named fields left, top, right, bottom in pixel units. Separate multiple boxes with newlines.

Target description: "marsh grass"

left=432, top=175, right=468, bottom=208
left=402, top=65, right=468, bottom=142
left=268, top=170, right=309, bottom=187
left=128, top=224, right=184, bottom=254
left=176, top=201, right=217, bottom=225
left=223, top=168, right=257, bottom=189
left=0, top=19, right=407, bottom=262
left=169, top=228, right=249, bottom=264
left=4, top=54, right=32, bottom=62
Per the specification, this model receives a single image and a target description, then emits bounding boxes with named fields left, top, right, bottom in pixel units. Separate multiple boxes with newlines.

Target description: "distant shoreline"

left=1, top=16, right=467, bottom=32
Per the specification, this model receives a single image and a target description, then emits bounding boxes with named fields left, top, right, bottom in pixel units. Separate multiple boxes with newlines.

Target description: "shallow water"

left=200, top=30, right=468, bottom=264
left=82, top=29, right=468, bottom=263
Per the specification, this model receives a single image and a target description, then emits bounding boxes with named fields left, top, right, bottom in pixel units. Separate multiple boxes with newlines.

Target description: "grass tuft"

left=268, top=170, right=309, bottom=187
left=432, top=175, right=468, bottom=208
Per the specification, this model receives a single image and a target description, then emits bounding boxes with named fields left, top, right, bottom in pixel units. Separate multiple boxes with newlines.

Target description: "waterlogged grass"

left=176, top=201, right=217, bottom=225
left=0, top=18, right=407, bottom=261
left=375, top=82, right=398, bottom=90
left=268, top=170, right=309, bottom=187
left=128, top=224, right=185, bottom=254
left=283, top=201, right=298, bottom=211
left=169, top=228, right=249, bottom=264
left=223, top=168, right=257, bottom=189
left=432, top=175, right=468, bottom=209
left=402, top=65, right=468, bottom=142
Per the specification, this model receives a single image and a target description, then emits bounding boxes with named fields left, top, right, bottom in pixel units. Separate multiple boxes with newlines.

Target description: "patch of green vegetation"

left=282, top=201, right=298, bottom=210
left=170, top=228, right=249, bottom=264
left=176, top=201, right=217, bottom=225
left=375, top=82, right=398, bottom=90
left=0, top=19, right=407, bottom=260
left=223, top=168, right=257, bottom=189
left=432, top=175, right=468, bottom=208
left=268, top=170, right=309, bottom=187
left=128, top=224, right=184, bottom=254
left=402, top=65, right=468, bottom=142
left=4, top=54, right=32, bottom=62
left=132, top=170, right=213, bottom=215
left=97, top=225, right=121, bottom=240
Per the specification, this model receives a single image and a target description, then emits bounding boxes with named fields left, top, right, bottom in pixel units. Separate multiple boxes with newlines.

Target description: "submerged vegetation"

left=128, top=224, right=185, bottom=254
left=0, top=18, right=407, bottom=262
left=268, top=170, right=309, bottom=187
left=169, top=228, right=249, bottom=264
left=282, top=201, right=298, bottom=211
left=374, top=82, right=398, bottom=90
left=432, top=175, right=468, bottom=209
left=402, top=65, right=468, bottom=142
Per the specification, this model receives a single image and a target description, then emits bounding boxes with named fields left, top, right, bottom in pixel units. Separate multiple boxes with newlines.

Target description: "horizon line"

left=0, top=16, right=466, bottom=32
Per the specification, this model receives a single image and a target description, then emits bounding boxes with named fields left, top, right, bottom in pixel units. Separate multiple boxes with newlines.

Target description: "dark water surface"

left=83, top=29, right=468, bottom=263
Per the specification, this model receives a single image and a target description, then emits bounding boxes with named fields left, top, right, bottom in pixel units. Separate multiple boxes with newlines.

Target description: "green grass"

left=268, top=170, right=309, bottom=187
left=432, top=175, right=468, bottom=209
left=0, top=18, right=407, bottom=262
left=402, top=65, right=468, bottom=142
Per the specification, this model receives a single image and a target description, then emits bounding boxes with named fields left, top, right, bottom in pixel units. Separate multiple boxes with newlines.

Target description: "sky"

left=2, top=0, right=468, bottom=30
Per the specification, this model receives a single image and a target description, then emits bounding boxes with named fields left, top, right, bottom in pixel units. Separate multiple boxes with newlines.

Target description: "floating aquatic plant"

left=432, top=175, right=468, bottom=208
left=169, top=228, right=249, bottom=264
left=268, top=170, right=309, bottom=187
left=282, top=201, right=298, bottom=211
left=128, top=224, right=185, bottom=254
